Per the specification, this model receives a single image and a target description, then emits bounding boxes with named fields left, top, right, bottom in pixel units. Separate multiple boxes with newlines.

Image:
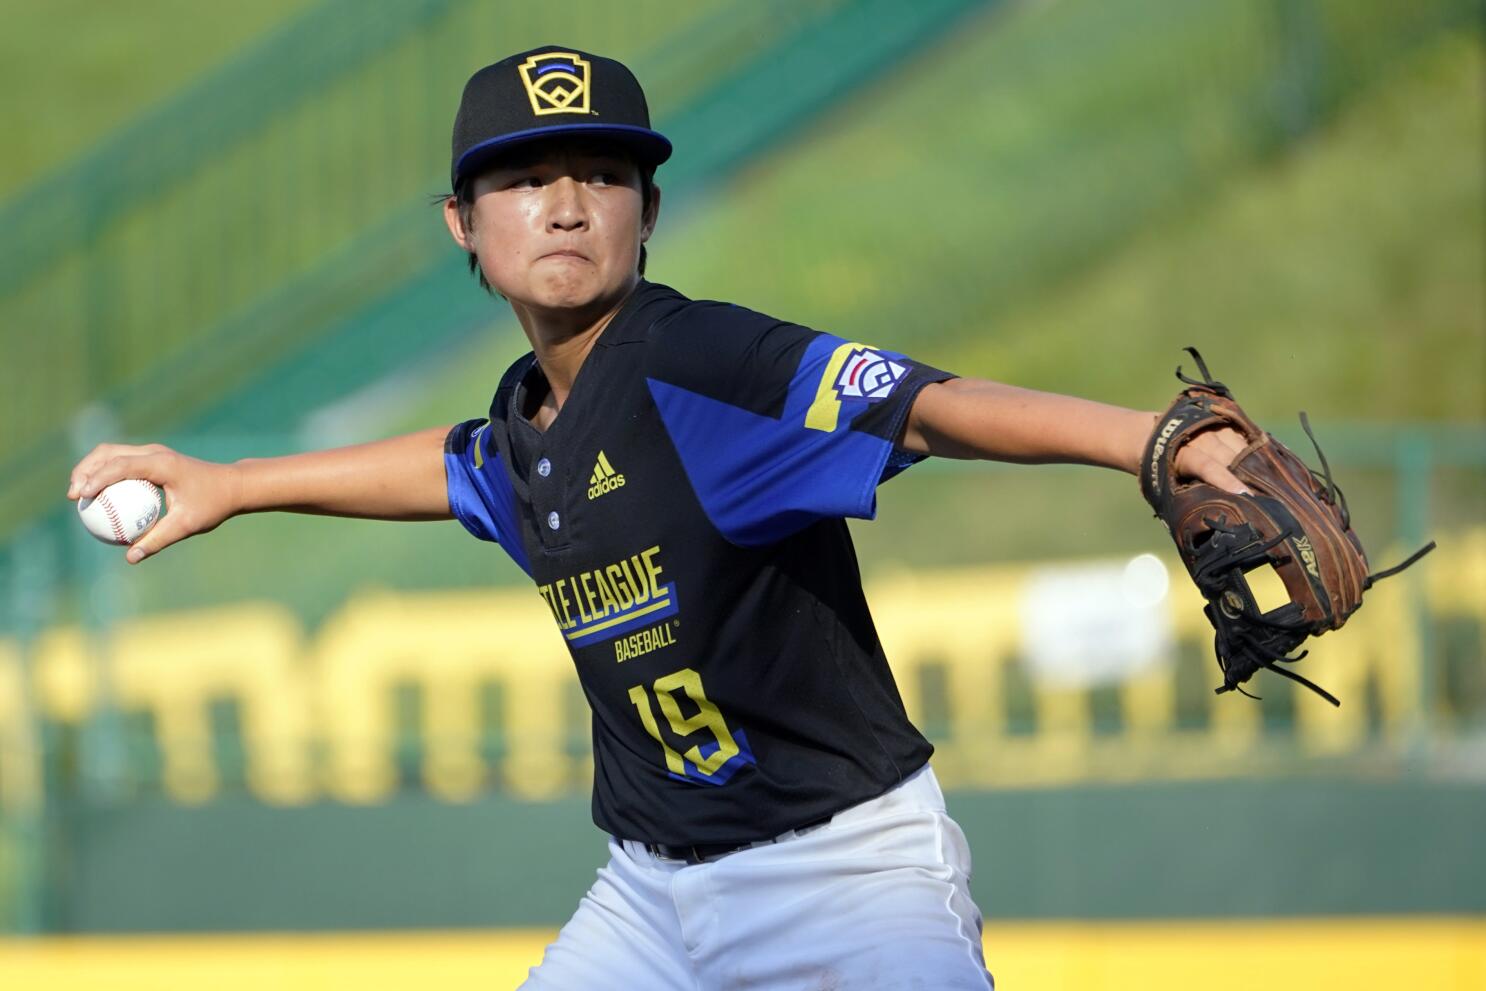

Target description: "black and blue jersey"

left=445, top=280, right=955, bottom=846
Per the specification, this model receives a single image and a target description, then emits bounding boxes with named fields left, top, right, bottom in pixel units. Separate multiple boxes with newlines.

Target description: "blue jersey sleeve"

left=645, top=300, right=955, bottom=546
left=444, top=418, right=532, bottom=576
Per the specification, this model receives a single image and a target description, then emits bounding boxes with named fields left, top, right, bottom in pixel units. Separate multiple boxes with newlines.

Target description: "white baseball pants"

left=520, top=765, right=994, bottom=990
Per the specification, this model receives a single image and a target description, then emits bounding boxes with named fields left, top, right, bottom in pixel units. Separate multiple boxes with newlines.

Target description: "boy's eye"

left=591, top=171, right=619, bottom=185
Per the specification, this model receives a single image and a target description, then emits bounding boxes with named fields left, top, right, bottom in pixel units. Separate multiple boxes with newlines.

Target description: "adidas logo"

left=587, top=450, right=626, bottom=500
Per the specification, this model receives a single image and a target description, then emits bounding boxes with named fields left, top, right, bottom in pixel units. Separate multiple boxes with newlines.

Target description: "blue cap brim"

left=453, top=124, right=672, bottom=188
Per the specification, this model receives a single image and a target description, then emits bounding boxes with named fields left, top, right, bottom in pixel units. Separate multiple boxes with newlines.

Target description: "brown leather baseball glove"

left=1141, top=348, right=1434, bottom=706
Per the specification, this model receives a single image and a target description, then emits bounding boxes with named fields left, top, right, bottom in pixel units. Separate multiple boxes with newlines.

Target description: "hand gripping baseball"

left=68, top=444, right=241, bottom=563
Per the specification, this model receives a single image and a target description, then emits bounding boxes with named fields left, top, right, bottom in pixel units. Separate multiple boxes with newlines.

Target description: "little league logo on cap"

left=518, top=52, right=591, bottom=115
left=451, top=45, right=672, bottom=188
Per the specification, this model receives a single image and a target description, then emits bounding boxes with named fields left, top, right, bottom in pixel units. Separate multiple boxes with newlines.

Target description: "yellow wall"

left=0, top=919, right=1481, bottom=990
left=1, top=530, right=1480, bottom=808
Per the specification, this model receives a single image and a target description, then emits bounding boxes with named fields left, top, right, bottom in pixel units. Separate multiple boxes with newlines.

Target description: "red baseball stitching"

left=98, top=494, right=129, bottom=543
left=143, top=481, right=163, bottom=531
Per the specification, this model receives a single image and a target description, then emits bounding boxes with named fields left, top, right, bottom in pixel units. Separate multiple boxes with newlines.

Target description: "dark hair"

left=447, top=159, right=656, bottom=296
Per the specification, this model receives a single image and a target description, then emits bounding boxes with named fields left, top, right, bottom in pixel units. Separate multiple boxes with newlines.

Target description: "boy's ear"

left=641, top=182, right=662, bottom=243
left=443, top=196, right=473, bottom=250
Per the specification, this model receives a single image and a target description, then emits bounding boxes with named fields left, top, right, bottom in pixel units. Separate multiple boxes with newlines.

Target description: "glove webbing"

left=1191, top=513, right=1338, bottom=705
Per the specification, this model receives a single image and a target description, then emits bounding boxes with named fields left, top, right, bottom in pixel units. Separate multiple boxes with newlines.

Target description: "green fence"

left=3, top=0, right=1476, bottom=547
left=17, top=780, right=1486, bottom=932
left=0, top=0, right=997, bottom=543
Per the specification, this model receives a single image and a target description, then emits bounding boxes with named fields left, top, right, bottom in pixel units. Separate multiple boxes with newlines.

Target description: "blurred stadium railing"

left=0, top=522, right=1482, bottom=935
left=1, top=0, right=1475, bottom=543
left=0, top=0, right=988, bottom=544
left=4, top=528, right=1481, bottom=809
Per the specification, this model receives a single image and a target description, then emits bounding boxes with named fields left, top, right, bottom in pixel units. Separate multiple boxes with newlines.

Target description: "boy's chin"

left=516, top=274, right=626, bottom=314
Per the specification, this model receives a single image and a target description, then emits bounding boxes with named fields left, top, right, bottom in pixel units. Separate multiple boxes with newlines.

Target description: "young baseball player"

left=68, top=46, right=1249, bottom=989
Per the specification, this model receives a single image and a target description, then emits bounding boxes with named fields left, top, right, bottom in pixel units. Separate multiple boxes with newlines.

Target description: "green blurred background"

left=0, top=1, right=1482, bottom=988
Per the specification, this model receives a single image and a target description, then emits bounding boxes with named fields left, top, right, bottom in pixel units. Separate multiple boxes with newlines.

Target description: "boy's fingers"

left=76, top=453, right=167, bottom=500
left=1198, top=453, right=1251, bottom=496
left=69, top=450, right=111, bottom=499
left=1214, top=427, right=1247, bottom=458
left=69, top=444, right=133, bottom=494
left=1214, top=463, right=1251, bottom=497
left=1178, top=444, right=1252, bottom=497
left=126, top=513, right=185, bottom=564
left=69, top=444, right=167, bottom=499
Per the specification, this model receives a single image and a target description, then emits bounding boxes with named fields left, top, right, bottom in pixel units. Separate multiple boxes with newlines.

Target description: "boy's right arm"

left=67, top=425, right=455, bottom=564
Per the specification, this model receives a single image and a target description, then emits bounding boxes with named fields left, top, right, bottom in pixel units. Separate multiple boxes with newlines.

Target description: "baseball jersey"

left=444, top=280, right=956, bottom=846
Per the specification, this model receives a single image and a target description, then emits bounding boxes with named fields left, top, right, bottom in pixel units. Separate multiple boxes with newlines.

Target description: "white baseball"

left=77, top=479, right=164, bottom=546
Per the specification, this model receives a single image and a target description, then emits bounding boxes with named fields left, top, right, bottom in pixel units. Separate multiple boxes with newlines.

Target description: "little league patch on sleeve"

left=833, top=347, right=907, bottom=401
left=805, top=342, right=912, bottom=433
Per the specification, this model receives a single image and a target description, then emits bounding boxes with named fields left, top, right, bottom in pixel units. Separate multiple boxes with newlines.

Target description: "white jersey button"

left=537, top=458, right=552, bottom=477
left=547, top=511, right=561, bottom=530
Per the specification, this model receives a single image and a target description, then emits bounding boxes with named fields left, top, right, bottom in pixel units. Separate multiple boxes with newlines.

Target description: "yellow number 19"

left=627, top=667, right=744, bottom=780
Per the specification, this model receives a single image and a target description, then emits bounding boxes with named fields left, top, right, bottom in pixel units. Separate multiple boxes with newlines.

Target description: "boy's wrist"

left=1120, top=411, right=1160, bottom=476
left=225, top=459, right=255, bottom=515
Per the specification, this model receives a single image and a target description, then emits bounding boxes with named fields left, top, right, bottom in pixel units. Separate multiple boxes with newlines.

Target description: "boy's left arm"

left=899, top=377, right=1251, bottom=494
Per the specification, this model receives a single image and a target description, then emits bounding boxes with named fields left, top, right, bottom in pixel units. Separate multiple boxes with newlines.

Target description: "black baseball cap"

left=450, top=45, right=672, bottom=189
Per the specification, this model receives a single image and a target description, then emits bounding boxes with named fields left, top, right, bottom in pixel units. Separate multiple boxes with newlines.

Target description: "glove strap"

left=1174, top=346, right=1231, bottom=396
left=1363, top=540, right=1437, bottom=589
left=1219, top=660, right=1341, bottom=708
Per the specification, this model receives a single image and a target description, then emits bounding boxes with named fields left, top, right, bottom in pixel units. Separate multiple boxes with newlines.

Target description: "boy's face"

left=445, top=138, right=659, bottom=315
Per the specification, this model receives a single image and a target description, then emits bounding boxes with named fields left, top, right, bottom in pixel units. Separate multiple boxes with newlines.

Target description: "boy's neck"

left=512, top=279, right=638, bottom=423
